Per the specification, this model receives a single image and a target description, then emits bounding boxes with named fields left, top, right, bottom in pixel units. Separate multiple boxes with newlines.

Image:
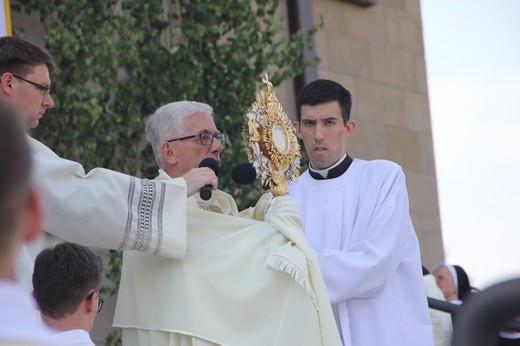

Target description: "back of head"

left=146, top=101, right=213, bottom=169
left=32, top=242, right=102, bottom=319
left=0, top=101, right=31, bottom=255
left=296, top=79, right=352, bottom=123
left=0, top=36, right=55, bottom=77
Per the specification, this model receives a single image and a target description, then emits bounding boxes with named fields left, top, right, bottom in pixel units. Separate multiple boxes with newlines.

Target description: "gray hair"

left=146, top=101, right=214, bottom=169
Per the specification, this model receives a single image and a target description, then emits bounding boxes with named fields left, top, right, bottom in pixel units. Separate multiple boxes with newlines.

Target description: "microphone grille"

left=231, top=163, right=257, bottom=185
left=198, top=158, right=220, bottom=177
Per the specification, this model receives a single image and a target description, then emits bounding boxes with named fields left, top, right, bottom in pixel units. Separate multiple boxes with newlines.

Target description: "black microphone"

left=231, top=162, right=258, bottom=185
left=199, top=158, right=220, bottom=200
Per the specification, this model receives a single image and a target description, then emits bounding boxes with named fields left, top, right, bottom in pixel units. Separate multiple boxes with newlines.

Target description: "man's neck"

left=164, top=168, right=179, bottom=178
left=42, top=312, right=93, bottom=333
left=0, top=97, right=31, bottom=131
left=308, top=153, right=347, bottom=178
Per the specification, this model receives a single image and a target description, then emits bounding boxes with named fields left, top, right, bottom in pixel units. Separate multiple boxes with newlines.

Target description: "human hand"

left=182, top=167, right=218, bottom=197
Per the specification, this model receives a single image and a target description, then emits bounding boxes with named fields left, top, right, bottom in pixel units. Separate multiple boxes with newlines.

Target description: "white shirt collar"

left=309, top=153, right=347, bottom=178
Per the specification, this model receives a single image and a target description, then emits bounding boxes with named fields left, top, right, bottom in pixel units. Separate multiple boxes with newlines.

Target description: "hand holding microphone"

left=181, top=158, right=219, bottom=198
left=198, top=158, right=220, bottom=200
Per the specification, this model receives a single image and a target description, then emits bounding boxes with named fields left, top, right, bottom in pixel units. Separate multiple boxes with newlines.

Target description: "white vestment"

left=289, top=159, right=434, bottom=346
left=0, top=280, right=65, bottom=345
left=16, top=137, right=189, bottom=289
left=113, top=170, right=341, bottom=346
left=31, top=137, right=187, bottom=257
left=55, top=329, right=95, bottom=346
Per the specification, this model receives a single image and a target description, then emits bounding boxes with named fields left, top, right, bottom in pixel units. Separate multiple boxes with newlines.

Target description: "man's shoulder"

left=55, top=329, right=94, bottom=345
left=0, top=282, right=66, bottom=345
left=354, top=158, right=403, bottom=179
left=27, top=136, right=59, bottom=157
left=289, top=169, right=311, bottom=186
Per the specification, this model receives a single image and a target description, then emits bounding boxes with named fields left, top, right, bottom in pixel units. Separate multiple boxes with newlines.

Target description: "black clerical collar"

left=308, top=154, right=353, bottom=180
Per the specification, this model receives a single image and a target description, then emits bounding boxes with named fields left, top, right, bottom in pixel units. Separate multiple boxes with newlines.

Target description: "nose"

left=211, top=136, right=224, bottom=154
left=43, top=94, right=55, bottom=109
left=314, top=124, right=324, bottom=142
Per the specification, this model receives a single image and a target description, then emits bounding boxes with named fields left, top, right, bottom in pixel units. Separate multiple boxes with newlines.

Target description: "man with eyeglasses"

left=0, top=36, right=216, bottom=289
left=32, top=242, right=103, bottom=345
left=1, top=71, right=53, bottom=129
left=114, top=101, right=341, bottom=346
left=0, top=38, right=54, bottom=130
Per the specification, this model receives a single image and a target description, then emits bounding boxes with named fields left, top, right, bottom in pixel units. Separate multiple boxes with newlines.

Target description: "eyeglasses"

left=86, top=291, right=104, bottom=313
left=12, top=74, right=51, bottom=99
left=167, top=131, right=225, bottom=147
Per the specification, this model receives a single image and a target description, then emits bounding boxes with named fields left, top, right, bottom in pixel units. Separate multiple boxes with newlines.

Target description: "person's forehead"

left=182, top=112, right=218, bottom=133
left=300, top=101, right=342, bottom=119
left=434, top=266, right=450, bottom=276
left=26, top=63, right=51, bottom=83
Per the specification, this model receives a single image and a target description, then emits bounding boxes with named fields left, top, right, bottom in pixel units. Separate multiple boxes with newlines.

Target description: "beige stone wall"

left=302, top=0, right=444, bottom=267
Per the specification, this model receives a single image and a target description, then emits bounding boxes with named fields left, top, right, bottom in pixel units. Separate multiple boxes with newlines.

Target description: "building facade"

left=278, top=0, right=444, bottom=267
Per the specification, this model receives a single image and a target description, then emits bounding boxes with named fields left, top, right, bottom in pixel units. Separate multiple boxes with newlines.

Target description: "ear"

left=0, top=73, right=16, bottom=96
left=345, top=120, right=356, bottom=137
left=21, top=189, right=43, bottom=243
left=84, top=294, right=96, bottom=314
left=293, top=121, right=302, bottom=139
left=161, top=141, right=178, bottom=166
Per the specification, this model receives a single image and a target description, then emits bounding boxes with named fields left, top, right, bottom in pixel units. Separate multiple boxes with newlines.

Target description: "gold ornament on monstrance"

left=243, top=74, right=301, bottom=196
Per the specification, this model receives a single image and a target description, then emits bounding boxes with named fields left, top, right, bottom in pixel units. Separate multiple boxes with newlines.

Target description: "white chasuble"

left=114, top=171, right=341, bottom=346
left=30, top=137, right=187, bottom=258
left=289, top=159, right=434, bottom=346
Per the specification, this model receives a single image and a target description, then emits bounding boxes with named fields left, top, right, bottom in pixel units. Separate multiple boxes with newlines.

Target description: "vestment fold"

left=114, top=171, right=341, bottom=346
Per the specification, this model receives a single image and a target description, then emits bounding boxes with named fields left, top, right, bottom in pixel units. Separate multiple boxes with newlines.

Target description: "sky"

left=421, top=0, right=520, bottom=289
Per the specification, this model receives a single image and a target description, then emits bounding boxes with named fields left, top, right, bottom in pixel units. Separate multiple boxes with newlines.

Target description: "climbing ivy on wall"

left=14, top=0, right=319, bottom=207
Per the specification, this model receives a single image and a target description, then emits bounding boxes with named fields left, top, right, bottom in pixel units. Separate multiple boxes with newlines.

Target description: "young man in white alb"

left=289, top=79, right=434, bottom=346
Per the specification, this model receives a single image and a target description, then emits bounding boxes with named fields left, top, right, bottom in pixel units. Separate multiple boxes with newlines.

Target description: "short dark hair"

left=0, top=101, right=31, bottom=253
left=0, top=36, right=55, bottom=77
left=295, top=79, right=352, bottom=123
left=32, top=242, right=103, bottom=319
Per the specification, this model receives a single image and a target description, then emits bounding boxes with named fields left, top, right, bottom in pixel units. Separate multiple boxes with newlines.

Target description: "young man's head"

left=0, top=36, right=55, bottom=130
left=296, top=79, right=352, bottom=124
left=32, top=242, right=103, bottom=332
left=294, top=79, right=356, bottom=170
left=146, top=101, right=225, bottom=178
left=0, top=101, right=41, bottom=281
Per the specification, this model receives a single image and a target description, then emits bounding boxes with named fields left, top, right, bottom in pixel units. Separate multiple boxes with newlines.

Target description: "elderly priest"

left=114, top=101, right=341, bottom=346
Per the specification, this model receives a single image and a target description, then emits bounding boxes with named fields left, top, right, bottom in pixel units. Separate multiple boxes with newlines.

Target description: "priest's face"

left=166, top=112, right=224, bottom=177
left=295, top=101, right=355, bottom=170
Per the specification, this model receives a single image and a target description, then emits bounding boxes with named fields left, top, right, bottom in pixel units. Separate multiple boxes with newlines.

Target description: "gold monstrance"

left=243, top=74, right=301, bottom=196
